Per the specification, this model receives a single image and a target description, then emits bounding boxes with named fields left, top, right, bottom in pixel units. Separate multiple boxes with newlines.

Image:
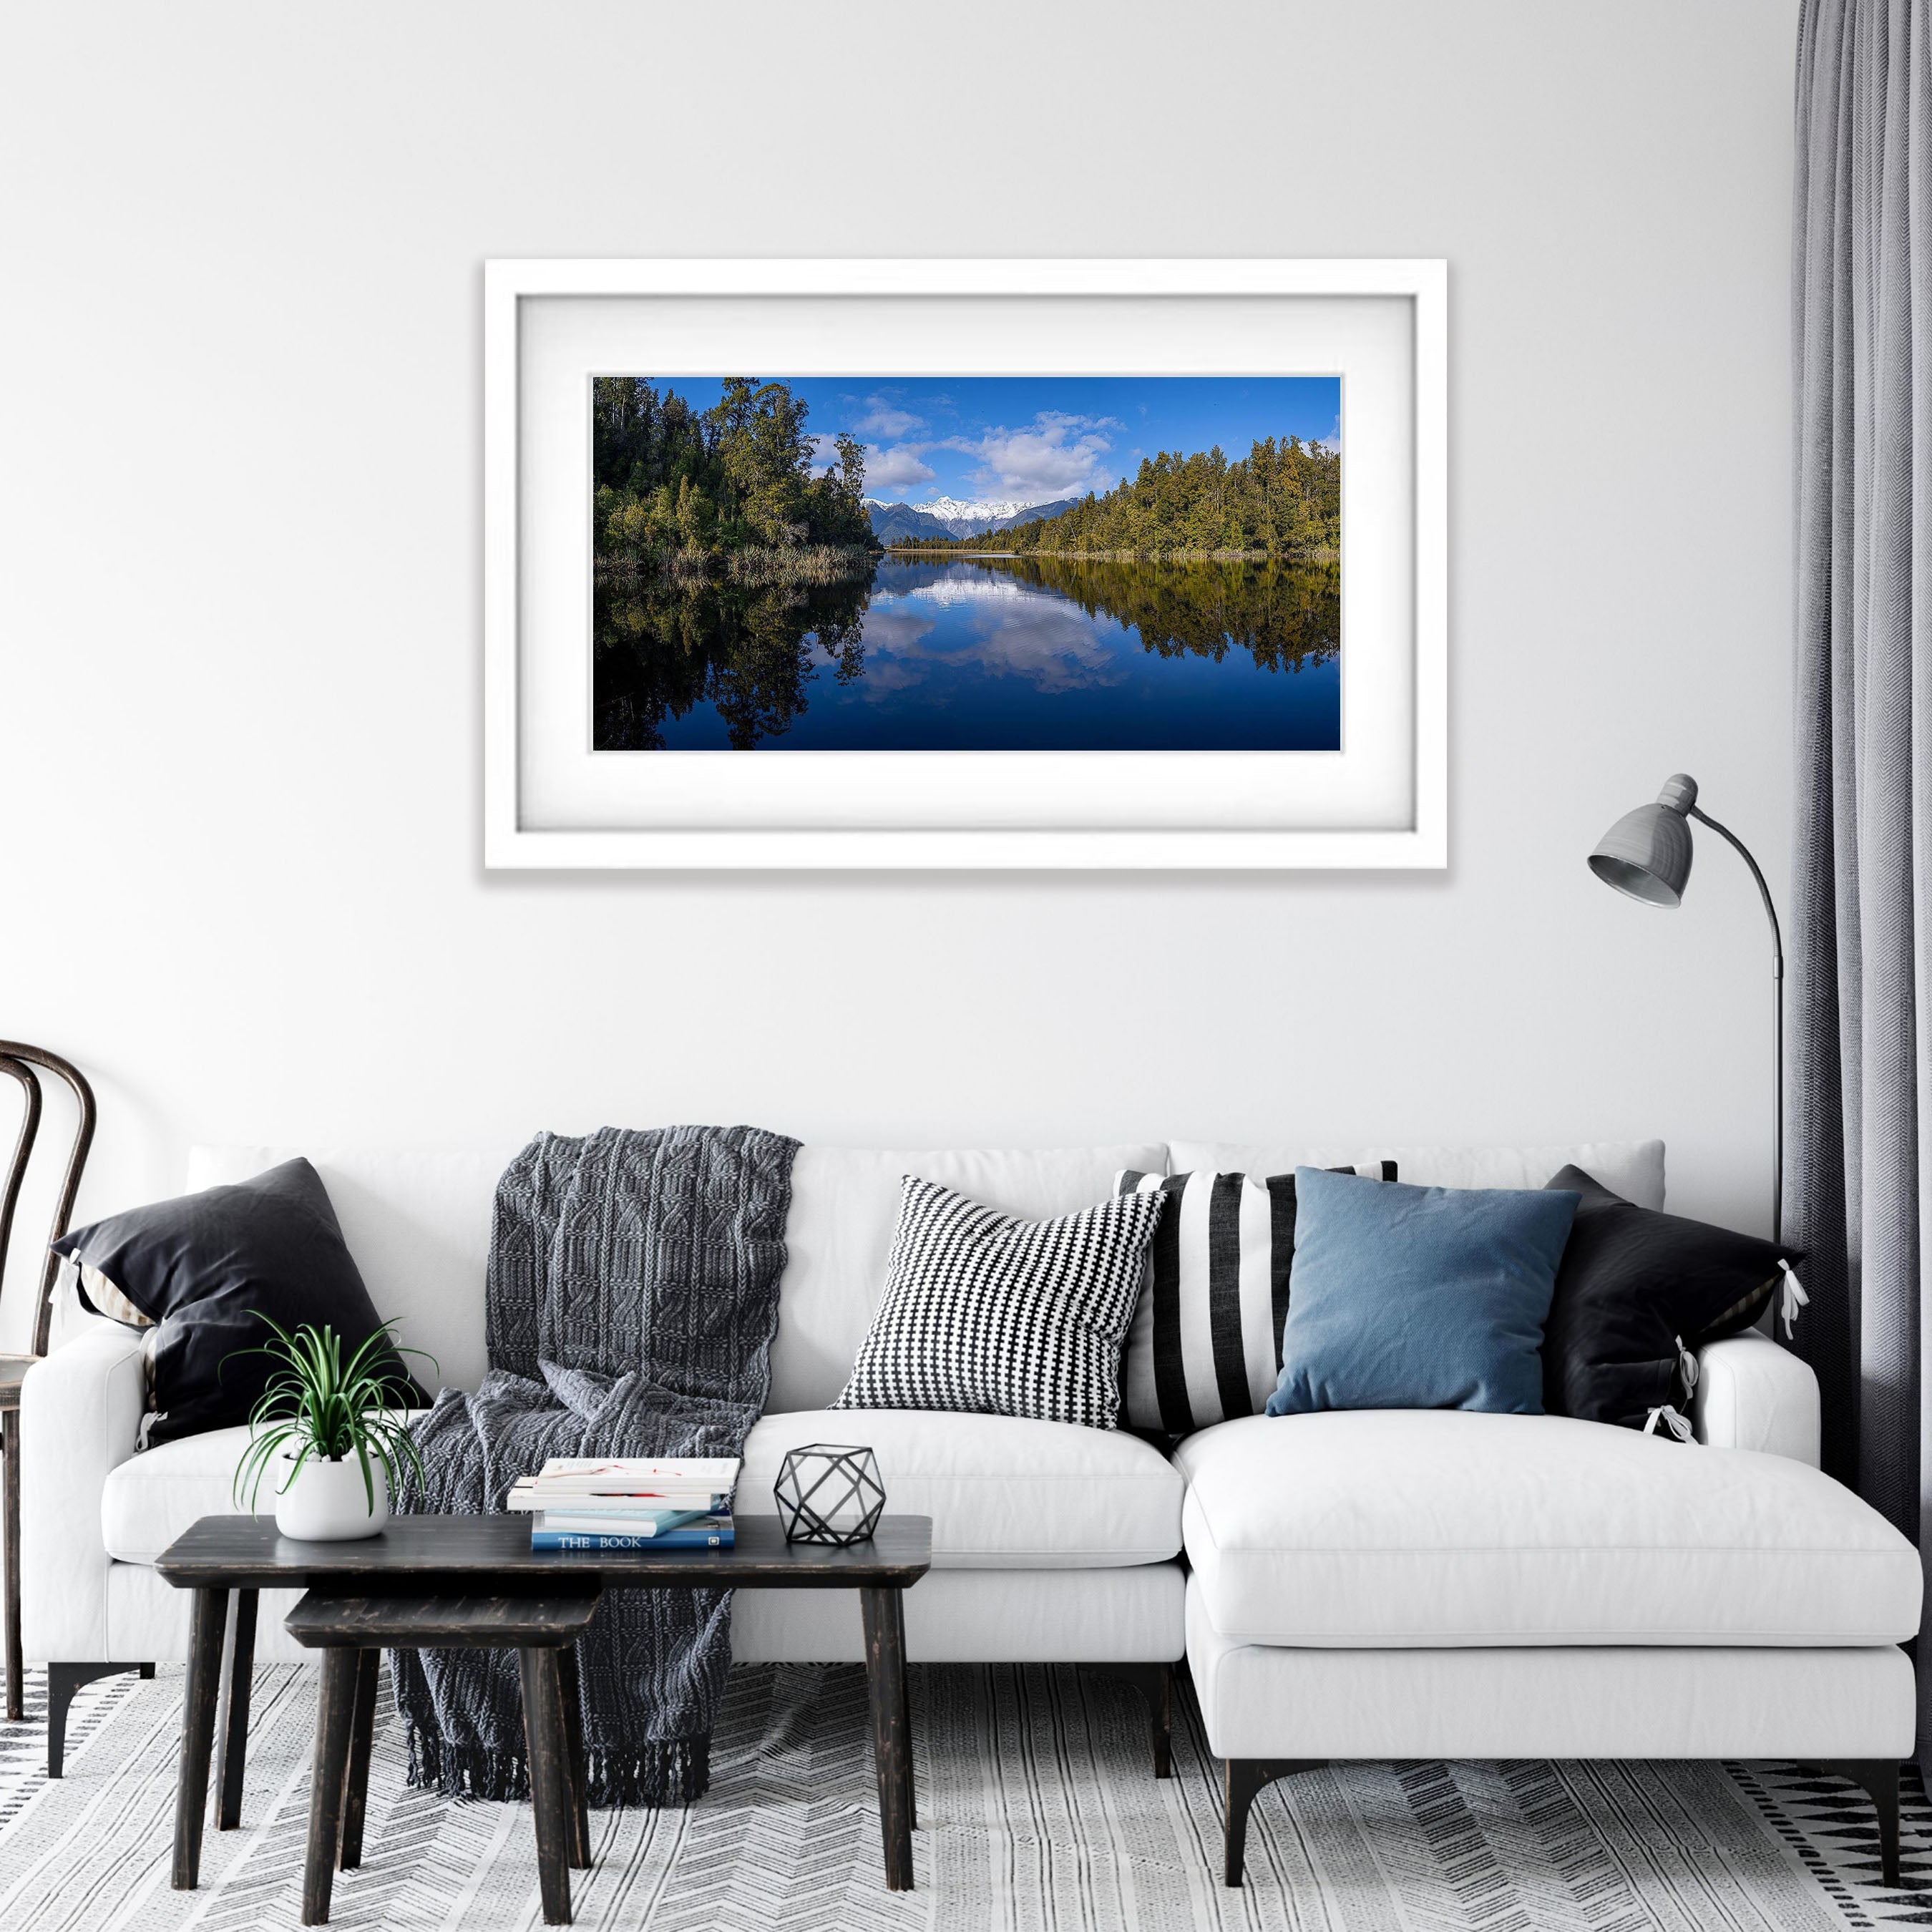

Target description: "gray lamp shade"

left=1589, top=774, right=1698, bottom=908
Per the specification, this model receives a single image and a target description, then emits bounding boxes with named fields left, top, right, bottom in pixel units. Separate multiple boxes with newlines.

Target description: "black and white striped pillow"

left=832, top=1176, right=1168, bottom=1429
left=1114, top=1163, right=1397, bottom=1435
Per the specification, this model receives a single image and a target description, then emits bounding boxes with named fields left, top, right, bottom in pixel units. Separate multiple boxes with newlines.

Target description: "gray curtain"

left=1790, top=0, right=1932, bottom=1746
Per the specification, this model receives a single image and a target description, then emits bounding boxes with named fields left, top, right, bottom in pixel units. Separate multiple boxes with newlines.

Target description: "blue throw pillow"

left=1265, top=1166, right=1580, bottom=1417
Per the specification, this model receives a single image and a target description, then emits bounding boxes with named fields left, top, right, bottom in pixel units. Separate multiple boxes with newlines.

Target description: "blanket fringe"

left=406, top=1717, right=711, bottom=1807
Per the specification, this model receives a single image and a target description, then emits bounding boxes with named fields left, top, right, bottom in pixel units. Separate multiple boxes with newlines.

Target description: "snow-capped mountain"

left=864, top=501, right=959, bottom=545
left=907, top=496, right=1034, bottom=526
left=864, top=494, right=1081, bottom=541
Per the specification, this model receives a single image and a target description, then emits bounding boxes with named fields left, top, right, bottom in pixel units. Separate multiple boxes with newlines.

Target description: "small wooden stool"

left=284, top=1589, right=598, bottom=1926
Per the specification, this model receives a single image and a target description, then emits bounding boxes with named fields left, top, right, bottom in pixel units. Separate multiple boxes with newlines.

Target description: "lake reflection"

left=593, top=554, right=1340, bottom=751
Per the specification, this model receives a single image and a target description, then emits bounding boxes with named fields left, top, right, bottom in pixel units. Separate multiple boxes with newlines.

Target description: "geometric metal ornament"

left=774, top=1443, right=886, bottom=1547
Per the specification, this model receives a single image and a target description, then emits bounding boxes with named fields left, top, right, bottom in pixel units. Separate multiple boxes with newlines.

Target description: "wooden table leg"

left=213, top=1589, right=258, bottom=1829
left=860, top=1585, right=914, bottom=1891
left=555, top=1641, right=591, bottom=1869
left=518, top=1647, right=574, bottom=1926
left=2, top=1407, right=21, bottom=1724
left=172, top=1586, right=228, bottom=1889
left=893, top=1596, right=914, bottom=1832
left=302, top=1650, right=360, bottom=1925
left=338, top=1649, right=379, bottom=1870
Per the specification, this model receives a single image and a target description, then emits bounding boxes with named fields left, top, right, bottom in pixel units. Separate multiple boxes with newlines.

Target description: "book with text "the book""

left=530, top=1518, right=735, bottom=1552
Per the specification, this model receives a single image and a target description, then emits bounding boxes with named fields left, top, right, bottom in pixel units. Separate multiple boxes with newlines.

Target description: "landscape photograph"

left=591, top=374, right=1342, bottom=752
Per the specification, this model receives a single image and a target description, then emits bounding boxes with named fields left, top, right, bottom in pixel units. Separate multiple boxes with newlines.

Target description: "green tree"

left=952, top=434, right=1340, bottom=560
left=592, top=376, right=882, bottom=575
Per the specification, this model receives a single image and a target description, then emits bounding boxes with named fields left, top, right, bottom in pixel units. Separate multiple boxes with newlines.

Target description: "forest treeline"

left=892, top=436, right=1340, bottom=559
left=593, top=376, right=879, bottom=582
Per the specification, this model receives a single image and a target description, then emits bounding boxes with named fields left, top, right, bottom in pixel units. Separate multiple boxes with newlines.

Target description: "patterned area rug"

left=0, top=1661, right=1926, bottom=1931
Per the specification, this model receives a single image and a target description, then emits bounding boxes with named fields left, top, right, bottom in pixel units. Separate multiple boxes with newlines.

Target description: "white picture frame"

left=484, top=258, right=1446, bottom=869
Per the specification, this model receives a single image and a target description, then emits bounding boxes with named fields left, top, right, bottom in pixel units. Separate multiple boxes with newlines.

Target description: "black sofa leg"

left=1224, top=1758, right=1326, bottom=1887
left=1078, top=1662, right=1174, bottom=1778
left=47, top=1662, right=152, bottom=1777
left=1816, top=1759, right=1903, bottom=1887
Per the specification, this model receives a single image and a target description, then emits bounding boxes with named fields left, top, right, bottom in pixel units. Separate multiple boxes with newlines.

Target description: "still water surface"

left=592, top=553, right=1340, bottom=752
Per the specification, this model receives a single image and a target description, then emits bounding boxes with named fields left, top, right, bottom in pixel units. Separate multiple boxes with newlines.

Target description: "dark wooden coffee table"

left=155, top=1513, right=932, bottom=1897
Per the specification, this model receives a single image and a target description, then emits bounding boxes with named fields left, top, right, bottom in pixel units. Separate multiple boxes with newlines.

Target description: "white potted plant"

left=230, top=1315, right=434, bottom=1541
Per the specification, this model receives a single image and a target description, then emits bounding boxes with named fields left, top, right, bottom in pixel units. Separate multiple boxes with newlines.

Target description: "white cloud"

left=938, top=411, right=1121, bottom=503
left=865, top=444, right=937, bottom=489
left=853, top=395, right=924, bottom=439
left=863, top=582, right=1123, bottom=698
left=967, top=605, right=1126, bottom=694
left=809, top=431, right=935, bottom=491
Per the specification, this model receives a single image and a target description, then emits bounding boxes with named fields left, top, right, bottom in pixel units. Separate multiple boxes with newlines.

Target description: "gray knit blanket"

left=393, top=1124, right=798, bottom=1806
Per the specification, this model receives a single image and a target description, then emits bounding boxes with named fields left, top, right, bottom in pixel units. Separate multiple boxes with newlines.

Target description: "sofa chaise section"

left=1179, top=1402, right=1923, bottom=1885
left=1177, top=1409, right=1918, bottom=1649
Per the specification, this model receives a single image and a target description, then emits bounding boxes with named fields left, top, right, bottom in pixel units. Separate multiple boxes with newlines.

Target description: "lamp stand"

left=1686, top=806, right=1785, bottom=1244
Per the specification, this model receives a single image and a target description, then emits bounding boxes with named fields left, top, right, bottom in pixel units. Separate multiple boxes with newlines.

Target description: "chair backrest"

left=0, top=1041, right=97, bottom=1356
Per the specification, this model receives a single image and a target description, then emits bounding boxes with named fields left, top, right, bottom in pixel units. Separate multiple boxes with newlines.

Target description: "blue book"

left=531, top=1526, right=735, bottom=1551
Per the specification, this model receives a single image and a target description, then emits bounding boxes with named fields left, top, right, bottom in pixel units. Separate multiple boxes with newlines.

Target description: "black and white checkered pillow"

left=1115, top=1163, right=1396, bottom=1435
left=831, top=1176, right=1168, bottom=1429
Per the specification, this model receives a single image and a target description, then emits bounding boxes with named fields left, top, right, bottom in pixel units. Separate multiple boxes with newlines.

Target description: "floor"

left=0, top=1660, right=1924, bottom=1931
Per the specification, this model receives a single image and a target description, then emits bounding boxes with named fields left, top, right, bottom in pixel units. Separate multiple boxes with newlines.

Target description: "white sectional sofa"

left=19, top=1136, right=1921, bottom=1885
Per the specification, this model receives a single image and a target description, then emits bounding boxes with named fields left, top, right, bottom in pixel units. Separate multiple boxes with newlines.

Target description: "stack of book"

left=508, top=1457, right=739, bottom=1551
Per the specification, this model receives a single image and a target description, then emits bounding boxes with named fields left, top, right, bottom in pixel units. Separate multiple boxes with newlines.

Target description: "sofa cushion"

left=189, top=1142, right=1169, bottom=1411
left=1114, top=1163, right=1395, bottom=1435
left=831, top=1179, right=1163, bottom=1428
left=741, top=1410, right=1183, bottom=1568
left=105, top=1406, right=1186, bottom=1571
left=189, top=1145, right=515, bottom=1395
left=1171, top=1140, right=1667, bottom=1209
left=771, top=1144, right=1166, bottom=1411
left=1541, top=1164, right=1799, bottom=1431
left=57, top=1158, right=430, bottom=1445
left=103, top=1424, right=255, bottom=1562
left=1265, top=1169, right=1579, bottom=1418
left=1177, top=1410, right=1922, bottom=1646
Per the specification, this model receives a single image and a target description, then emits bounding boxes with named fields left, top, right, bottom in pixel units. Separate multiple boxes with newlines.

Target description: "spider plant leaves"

left=227, top=1312, right=437, bottom=1513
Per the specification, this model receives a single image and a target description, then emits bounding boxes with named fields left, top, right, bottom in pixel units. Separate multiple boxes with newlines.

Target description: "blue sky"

left=638, top=376, right=1341, bottom=509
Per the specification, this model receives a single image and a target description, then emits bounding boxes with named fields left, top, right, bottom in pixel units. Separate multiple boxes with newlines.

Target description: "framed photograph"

left=484, top=259, right=1445, bottom=869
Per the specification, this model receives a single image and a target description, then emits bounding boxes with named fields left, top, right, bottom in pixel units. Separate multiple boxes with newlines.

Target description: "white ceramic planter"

left=273, top=1449, right=390, bottom=1541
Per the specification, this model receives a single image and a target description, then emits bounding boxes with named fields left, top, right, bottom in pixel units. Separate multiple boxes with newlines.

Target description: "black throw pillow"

left=53, top=1158, right=429, bottom=1445
left=1540, top=1163, right=1800, bottom=1433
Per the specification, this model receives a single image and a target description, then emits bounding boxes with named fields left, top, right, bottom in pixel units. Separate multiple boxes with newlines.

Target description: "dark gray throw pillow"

left=53, top=1158, right=429, bottom=1445
left=1540, top=1164, right=1800, bottom=1434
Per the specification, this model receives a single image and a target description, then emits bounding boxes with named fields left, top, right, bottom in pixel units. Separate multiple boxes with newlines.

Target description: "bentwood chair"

left=0, top=1042, right=97, bottom=1723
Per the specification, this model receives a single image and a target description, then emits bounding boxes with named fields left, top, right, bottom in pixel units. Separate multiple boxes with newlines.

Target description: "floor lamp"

left=1587, top=773, right=1785, bottom=1245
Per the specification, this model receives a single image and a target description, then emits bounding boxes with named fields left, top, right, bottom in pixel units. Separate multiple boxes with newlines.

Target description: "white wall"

left=0, top=1, right=1800, bottom=1348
